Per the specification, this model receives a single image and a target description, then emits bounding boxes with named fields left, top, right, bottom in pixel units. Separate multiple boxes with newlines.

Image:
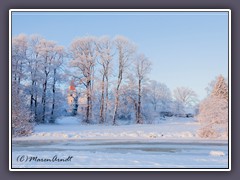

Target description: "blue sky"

left=11, top=11, right=229, bottom=100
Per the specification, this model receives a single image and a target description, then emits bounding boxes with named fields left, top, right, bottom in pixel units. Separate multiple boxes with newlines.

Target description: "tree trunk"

left=41, top=78, right=47, bottom=123
left=112, top=48, right=124, bottom=125
left=105, top=75, right=109, bottom=122
left=154, top=102, right=157, bottom=112
left=34, top=82, right=38, bottom=122
left=50, top=69, right=56, bottom=123
left=85, top=80, right=91, bottom=123
left=30, top=80, right=35, bottom=112
left=17, top=61, right=23, bottom=94
left=112, top=92, right=119, bottom=125
left=99, top=75, right=105, bottom=124
left=13, top=59, right=18, bottom=82
left=112, top=73, right=122, bottom=125
left=90, top=66, right=94, bottom=120
left=137, top=79, right=142, bottom=124
left=41, top=64, right=49, bottom=123
left=134, top=101, right=138, bottom=122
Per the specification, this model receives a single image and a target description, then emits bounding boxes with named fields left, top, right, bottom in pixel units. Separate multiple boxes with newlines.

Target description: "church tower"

left=67, top=80, right=78, bottom=115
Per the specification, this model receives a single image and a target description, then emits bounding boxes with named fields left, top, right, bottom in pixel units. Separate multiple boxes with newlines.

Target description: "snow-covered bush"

left=197, top=97, right=228, bottom=125
left=197, top=75, right=228, bottom=138
left=12, top=83, right=34, bottom=137
left=198, top=126, right=218, bottom=138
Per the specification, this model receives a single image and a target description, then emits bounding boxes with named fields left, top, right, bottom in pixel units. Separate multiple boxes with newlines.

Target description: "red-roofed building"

left=67, top=80, right=87, bottom=115
left=69, top=80, right=76, bottom=91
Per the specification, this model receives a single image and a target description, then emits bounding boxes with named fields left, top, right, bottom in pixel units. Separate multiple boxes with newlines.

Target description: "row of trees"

left=12, top=34, right=66, bottom=134
left=68, top=35, right=152, bottom=124
left=68, top=35, right=200, bottom=125
left=12, top=34, right=203, bottom=135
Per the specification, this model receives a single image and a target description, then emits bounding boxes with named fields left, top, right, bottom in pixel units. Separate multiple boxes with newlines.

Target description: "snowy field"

left=13, top=116, right=227, bottom=141
left=12, top=117, right=228, bottom=169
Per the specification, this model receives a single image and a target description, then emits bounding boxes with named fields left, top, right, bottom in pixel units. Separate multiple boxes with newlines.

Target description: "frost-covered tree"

left=12, top=34, right=33, bottom=136
left=171, top=100, right=185, bottom=115
left=197, top=97, right=228, bottom=137
left=173, top=87, right=198, bottom=107
left=119, top=75, right=138, bottom=122
left=211, top=75, right=228, bottom=101
left=12, top=34, right=66, bottom=125
left=69, top=36, right=97, bottom=123
left=112, top=35, right=136, bottom=125
left=36, top=39, right=58, bottom=123
left=205, top=75, right=228, bottom=96
left=96, top=36, right=114, bottom=123
left=146, top=80, right=172, bottom=112
left=12, top=82, right=33, bottom=137
left=49, top=45, right=65, bottom=123
left=197, top=75, right=228, bottom=138
left=133, top=54, right=151, bottom=124
left=27, top=35, right=43, bottom=121
left=12, top=34, right=28, bottom=94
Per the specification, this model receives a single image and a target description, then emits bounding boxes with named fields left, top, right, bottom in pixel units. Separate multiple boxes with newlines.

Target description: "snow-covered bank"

left=12, top=116, right=228, bottom=142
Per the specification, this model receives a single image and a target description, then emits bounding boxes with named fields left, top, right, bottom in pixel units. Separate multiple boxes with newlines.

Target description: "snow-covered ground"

left=13, top=116, right=227, bottom=141
left=12, top=116, right=229, bottom=169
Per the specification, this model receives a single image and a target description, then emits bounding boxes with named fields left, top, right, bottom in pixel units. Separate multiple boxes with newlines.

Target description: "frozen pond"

left=11, top=139, right=229, bottom=169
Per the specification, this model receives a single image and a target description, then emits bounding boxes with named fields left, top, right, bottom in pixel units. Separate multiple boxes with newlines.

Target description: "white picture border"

left=9, top=9, right=231, bottom=171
